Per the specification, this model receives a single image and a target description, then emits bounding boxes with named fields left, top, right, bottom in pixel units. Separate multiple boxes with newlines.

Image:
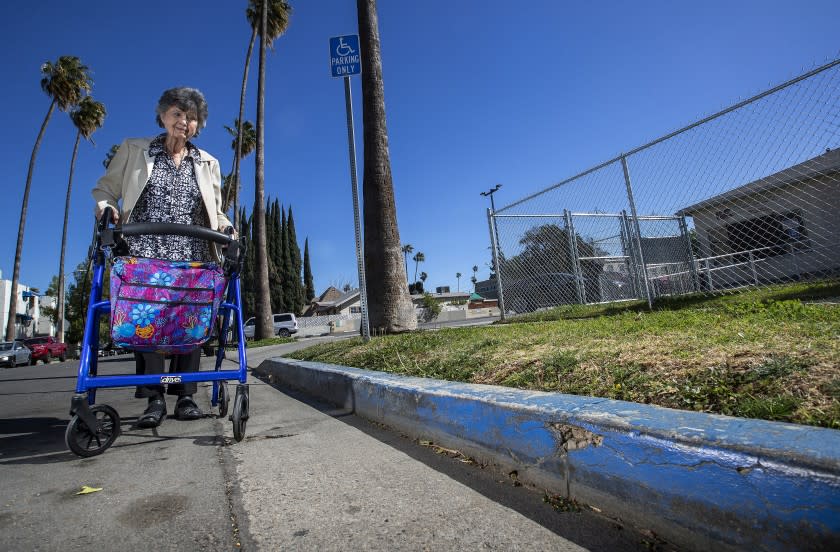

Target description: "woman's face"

left=160, top=105, right=199, bottom=140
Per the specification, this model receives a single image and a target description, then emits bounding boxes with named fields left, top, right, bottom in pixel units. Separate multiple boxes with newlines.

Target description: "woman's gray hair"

left=155, top=87, right=209, bottom=136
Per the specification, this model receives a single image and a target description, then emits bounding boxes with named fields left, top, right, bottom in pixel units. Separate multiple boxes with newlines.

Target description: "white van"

left=242, top=313, right=298, bottom=339
left=272, top=313, right=298, bottom=337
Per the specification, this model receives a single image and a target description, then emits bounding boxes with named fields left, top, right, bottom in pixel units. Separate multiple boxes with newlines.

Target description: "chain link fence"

left=489, top=59, right=840, bottom=315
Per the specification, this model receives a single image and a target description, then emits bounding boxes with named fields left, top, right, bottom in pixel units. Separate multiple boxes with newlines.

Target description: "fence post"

left=678, top=215, right=701, bottom=292
left=620, top=211, right=639, bottom=297
left=620, top=157, right=653, bottom=309
left=487, top=208, right=507, bottom=321
left=705, top=259, right=714, bottom=291
left=564, top=209, right=586, bottom=304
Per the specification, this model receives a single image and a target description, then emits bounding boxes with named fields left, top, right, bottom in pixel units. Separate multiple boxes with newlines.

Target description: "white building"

left=678, top=148, right=840, bottom=288
left=0, top=273, right=57, bottom=339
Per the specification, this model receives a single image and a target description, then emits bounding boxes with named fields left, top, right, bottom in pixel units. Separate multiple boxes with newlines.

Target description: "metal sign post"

left=330, top=34, right=370, bottom=341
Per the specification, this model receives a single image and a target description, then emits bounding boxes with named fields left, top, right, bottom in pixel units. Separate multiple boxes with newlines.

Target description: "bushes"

left=418, top=293, right=441, bottom=322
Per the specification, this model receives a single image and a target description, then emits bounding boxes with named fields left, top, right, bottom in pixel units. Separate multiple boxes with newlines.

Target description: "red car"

left=22, top=336, right=67, bottom=364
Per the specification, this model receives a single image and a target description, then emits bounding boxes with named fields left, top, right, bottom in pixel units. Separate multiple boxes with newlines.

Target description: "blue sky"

left=1, top=0, right=838, bottom=297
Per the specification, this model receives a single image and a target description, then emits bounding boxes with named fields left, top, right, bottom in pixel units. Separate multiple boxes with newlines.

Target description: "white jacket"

left=92, top=136, right=232, bottom=261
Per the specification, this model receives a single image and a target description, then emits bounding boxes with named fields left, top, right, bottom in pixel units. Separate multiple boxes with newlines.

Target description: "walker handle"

left=117, top=222, right=236, bottom=246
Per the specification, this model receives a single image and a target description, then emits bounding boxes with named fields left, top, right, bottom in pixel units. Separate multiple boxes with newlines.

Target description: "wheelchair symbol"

left=336, top=37, right=355, bottom=57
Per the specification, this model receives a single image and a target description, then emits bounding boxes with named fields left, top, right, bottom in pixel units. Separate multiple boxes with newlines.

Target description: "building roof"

left=677, top=148, right=840, bottom=216
left=310, top=288, right=360, bottom=312
left=316, top=286, right=343, bottom=303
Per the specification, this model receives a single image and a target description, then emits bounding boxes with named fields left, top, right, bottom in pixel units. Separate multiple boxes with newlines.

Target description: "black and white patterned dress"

left=125, top=134, right=211, bottom=262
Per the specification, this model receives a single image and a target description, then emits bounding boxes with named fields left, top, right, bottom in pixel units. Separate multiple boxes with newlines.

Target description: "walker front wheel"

left=217, top=381, right=230, bottom=418
left=231, top=391, right=249, bottom=442
left=65, top=405, right=121, bottom=457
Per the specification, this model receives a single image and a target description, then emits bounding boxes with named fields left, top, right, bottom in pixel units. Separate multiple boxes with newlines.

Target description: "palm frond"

left=40, top=56, right=93, bottom=111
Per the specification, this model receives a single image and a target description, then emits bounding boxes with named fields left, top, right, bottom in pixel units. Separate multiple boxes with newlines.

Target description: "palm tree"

left=232, top=0, right=291, bottom=230
left=58, top=96, right=106, bottom=343
left=222, top=118, right=256, bottom=213
left=401, top=244, right=413, bottom=281
left=419, top=271, right=428, bottom=293
left=249, top=0, right=291, bottom=340
left=472, top=265, right=480, bottom=292
left=412, top=252, right=425, bottom=285
left=357, top=0, right=417, bottom=332
left=6, top=56, right=92, bottom=341
left=456, top=272, right=462, bottom=292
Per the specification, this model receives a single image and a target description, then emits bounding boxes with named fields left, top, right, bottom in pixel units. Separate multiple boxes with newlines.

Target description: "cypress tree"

left=287, top=206, right=304, bottom=313
left=270, top=199, right=281, bottom=271
left=240, top=208, right=256, bottom=319
left=280, top=207, right=295, bottom=313
left=268, top=199, right=283, bottom=313
left=303, top=237, right=315, bottom=303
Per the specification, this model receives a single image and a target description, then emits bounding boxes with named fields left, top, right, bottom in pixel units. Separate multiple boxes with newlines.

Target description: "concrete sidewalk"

left=219, top=366, right=649, bottom=550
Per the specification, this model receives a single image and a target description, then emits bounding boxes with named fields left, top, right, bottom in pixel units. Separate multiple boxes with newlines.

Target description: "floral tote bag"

left=109, top=256, right=227, bottom=354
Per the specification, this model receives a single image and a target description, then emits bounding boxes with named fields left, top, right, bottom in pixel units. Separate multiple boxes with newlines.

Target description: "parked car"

left=22, top=336, right=67, bottom=364
left=272, top=313, right=298, bottom=337
left=0, top=341, right=31, bottom=367
left=241, top=313, right=298, bottom=339
left=504, top=272, right=584, bottom=313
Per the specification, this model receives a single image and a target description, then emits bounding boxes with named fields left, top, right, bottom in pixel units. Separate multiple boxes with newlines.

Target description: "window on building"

left=725, top=210, right=809, bottom=261
left=350, top=306, right=361, bottom=314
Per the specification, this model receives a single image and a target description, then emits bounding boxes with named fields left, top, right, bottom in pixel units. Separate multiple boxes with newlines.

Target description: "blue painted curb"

left=254, top=358, right=840, bottom=551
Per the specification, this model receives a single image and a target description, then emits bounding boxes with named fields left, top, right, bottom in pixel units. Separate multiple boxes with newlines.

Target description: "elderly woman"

left=93, top=87, right=233, bottom=428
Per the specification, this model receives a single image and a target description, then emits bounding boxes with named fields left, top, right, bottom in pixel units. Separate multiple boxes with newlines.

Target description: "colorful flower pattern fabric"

left=110, top=256, right=227, bottom=353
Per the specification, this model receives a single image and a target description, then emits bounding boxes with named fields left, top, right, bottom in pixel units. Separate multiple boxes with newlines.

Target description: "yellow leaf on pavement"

left=76, top=486, right=103, bottom=495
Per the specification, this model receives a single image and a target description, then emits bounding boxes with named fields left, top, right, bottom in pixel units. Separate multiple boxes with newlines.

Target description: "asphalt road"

left=0, top=340, right=666, bottom=551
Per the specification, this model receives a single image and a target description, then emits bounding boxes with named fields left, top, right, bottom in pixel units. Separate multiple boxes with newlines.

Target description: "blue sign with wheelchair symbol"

left=329, top=35, right=361, bottom=77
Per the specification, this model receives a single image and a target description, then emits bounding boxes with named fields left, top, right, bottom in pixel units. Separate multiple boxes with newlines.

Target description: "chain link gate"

left=488, top=59, right=840, bottom=316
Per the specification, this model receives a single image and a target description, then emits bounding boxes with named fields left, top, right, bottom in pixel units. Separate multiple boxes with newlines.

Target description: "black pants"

left=134, top=349, right=201, bottom=398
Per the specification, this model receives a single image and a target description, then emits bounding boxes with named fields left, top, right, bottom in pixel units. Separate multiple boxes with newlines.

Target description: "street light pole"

left=480, top=184, right=505, bottom=321
left=480, top=183, right=501, bottom=213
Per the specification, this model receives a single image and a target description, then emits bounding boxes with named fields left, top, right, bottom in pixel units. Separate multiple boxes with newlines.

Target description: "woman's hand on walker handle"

left=96, top=205, right=119, bottom=224
left=221, top=225, right=238, bottom=239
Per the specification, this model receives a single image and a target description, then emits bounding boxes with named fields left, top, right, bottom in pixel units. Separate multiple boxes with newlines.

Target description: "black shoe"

left=175, top=396, right=203, bottom=420
left=137, top=399, right=167, bottom=428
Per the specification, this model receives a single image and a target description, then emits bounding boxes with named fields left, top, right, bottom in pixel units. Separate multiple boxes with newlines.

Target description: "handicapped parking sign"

left=329, top=35, right=361, bottom=77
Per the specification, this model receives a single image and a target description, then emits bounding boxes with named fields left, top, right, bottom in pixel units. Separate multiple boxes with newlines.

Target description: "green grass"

left=288, top=280, right=840, bottom=428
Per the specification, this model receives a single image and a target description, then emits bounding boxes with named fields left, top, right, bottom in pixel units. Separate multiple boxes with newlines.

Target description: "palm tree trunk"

left=6, top=101, right=56, bottom=341
left=57, top=130, right=81, bottom=343
left=414, top=260, right=419, bottom=285
left=357, top=0, right=416, bottom=332
left=231, top=27, right=258, bottom=228
left=252, top=0, right=273, bottom=339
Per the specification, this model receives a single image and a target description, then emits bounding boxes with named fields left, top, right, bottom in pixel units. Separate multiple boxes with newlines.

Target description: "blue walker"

left=66, top=210, right=250, bottom=457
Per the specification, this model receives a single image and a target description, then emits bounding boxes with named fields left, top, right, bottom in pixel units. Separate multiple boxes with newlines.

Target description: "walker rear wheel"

left=231, top=392, right=248, bottom=442
left=66, top=405, right=121, bottom=457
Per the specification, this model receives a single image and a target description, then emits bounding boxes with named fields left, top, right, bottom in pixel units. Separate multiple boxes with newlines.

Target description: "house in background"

left=467, top=292, right=498, bottom=309
left=410, top=291, right=470, bottom=307
left=411, top=290, right=499, bottom=322
left=474, top=276, right=498, bottom=299
left=678, top=148, right=840, bottom=289
left=304, top=286, right=361, bottom=316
